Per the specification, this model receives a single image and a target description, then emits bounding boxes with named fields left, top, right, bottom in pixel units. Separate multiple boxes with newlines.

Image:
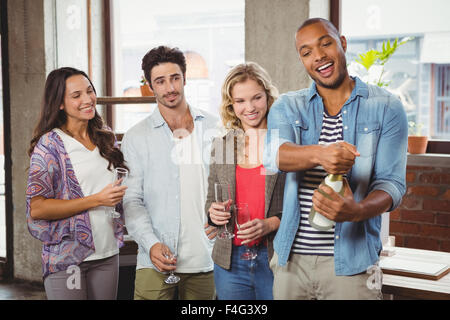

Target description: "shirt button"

left=295, top=120, right=299, bottom=124
left=344, top=126, right=348, bottom=130
left=335, top=235, right=340, bottom=240
left=343, top=110, right=347, bottom=114
left=364, top=127, right=368, bottom=131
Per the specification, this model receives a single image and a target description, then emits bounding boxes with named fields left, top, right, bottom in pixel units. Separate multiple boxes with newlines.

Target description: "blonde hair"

left=219, top=62, right=279, bottom=130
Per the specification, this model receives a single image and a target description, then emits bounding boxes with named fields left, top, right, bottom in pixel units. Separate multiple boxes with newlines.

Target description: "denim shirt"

left=121, top=105, right=220, bottom=271
left=263, top=77, right=408, bottom=275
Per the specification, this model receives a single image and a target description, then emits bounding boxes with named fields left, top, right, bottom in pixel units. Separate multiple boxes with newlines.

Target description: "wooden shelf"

left=97, top=96, right=156, bottom=104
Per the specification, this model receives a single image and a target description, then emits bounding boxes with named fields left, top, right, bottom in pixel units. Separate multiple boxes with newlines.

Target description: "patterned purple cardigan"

left=26, top=131, right=124, bottom=279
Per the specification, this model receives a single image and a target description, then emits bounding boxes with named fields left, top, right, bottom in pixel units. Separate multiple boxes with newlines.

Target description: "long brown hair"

left=28, top=67, right=127, bottom=171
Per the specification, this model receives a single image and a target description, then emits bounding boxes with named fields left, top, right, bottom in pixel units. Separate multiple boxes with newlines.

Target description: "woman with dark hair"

left=26, top=67, right=128, bottom=300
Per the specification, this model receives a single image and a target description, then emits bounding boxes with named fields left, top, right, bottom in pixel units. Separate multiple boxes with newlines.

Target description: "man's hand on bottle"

left=318, top=142, right=360, bottom=174
left=311, top=178, right=362, bottom=222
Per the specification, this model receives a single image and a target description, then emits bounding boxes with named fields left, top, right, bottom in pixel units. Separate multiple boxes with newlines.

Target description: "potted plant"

left=407, top=121, right=428, bottom=154
left=140, top=76, right=154, bottom=97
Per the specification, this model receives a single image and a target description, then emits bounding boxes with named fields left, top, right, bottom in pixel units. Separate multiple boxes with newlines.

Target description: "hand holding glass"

left=107, top=167, right=128, bottom=218
left=235, top=203, right=257, bottom=260
left=161, top=234, right=180, bottom=284
left=214, top=183, right=234, bottom=239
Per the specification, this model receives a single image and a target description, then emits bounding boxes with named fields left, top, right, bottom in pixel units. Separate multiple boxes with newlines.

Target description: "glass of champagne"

left=235, top=203, right=257, bottom=260
left=214, top=183, right=234, bottom=239
left=161, top=234, right=180, bottom=284
left=107, top=167, right=128, bottom=218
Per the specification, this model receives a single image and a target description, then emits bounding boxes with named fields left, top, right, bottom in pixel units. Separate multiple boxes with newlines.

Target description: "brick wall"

left=390, top=165, right=450, bottom=252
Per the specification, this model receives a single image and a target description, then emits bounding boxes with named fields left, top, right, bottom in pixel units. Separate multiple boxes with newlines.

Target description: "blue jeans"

left=214, top=245, right=274, bottom=300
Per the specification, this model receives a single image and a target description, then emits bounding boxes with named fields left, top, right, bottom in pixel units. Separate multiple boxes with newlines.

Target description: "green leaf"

left=354, top=37, right=414, bottom=87
left=356, top=49, right=380, bottom=70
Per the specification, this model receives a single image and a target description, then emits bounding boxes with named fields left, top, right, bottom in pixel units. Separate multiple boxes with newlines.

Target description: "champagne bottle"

left=308, top=174, right=345, bottom=231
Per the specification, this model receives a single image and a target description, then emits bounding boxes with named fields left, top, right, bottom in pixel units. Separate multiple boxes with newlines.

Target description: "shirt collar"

left=351, top=76, right=369, bottom=99
left=150, top=104, right=204, bottom=128
left=308, top=76, right=369, bottom=102
left=307, top=81, right=319, bottom=102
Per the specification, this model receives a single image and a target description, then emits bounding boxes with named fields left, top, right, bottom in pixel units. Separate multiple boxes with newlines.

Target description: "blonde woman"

left=205, top=62, right=285, bottom=300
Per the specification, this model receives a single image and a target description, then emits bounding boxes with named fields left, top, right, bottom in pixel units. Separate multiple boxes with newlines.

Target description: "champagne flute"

left=107, top=167, right=128, bottom=218
left=161, top=234, right=180, bottom=284
left=235, top=203, right=257, bottom=260
left=214, top=183, right=234, bottom=239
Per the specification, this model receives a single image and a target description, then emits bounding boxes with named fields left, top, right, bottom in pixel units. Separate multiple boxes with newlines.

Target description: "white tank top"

left=53, top=128, right=119, bottom=261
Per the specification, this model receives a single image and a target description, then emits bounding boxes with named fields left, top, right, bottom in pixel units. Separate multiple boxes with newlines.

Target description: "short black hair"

left=296, top=18, right=340, bottom=37
left=141, top=46, right=186, bottom=89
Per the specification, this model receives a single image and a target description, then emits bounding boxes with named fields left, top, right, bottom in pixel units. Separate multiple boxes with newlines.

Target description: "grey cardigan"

left=205, top=130, right=285, bottom=270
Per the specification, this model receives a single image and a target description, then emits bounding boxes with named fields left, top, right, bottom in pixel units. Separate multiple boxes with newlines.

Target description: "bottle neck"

left=328, top=174, right=343, bottom=182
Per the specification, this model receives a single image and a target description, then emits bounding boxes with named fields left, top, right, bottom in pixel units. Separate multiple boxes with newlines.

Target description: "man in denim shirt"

left=263, top=18, right=407, bottom=299
left=121, top=46, right=220, bottom=300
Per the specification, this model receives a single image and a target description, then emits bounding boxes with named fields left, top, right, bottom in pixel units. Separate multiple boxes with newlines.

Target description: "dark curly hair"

left=141, top=46, right=186, bottom=89
left=28, top=67, right=128, bottom=171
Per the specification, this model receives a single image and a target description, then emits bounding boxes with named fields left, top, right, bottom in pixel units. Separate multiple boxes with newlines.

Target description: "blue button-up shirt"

left=121, top=105, right=220, bottom=270
left=263, top=77, right=408, bottom=275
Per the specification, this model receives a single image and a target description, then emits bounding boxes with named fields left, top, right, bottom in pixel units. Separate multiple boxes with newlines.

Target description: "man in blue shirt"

left=263, top=18, right=407, bottom=299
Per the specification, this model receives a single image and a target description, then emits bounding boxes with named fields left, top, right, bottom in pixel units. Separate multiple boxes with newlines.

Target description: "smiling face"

left=149, top=62, right=186, bottom=109
left=295, top=21, right=349, bottom=90
left=60, top=74, right=96, bottom=123
left=231, top=78, right=268, bottom=131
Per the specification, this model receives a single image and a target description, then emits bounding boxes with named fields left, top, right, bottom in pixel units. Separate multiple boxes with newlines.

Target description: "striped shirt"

left=291, top=111, right=343, bottom=256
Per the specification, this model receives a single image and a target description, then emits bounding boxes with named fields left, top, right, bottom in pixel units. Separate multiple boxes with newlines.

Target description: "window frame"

left=0, top=0, right=13, bottom=278
left=434, top=64, right=450, bottom=139
left=103, top=0, right=115, bottom=128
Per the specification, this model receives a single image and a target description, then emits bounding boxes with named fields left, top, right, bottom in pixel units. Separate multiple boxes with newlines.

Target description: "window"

left=341, top=0, right=450, bottom=140
left=346, top=37, right=420, bottom=124
left=110, top=0, right=245, bottom=133
left=435, top=65, right=450, bottom=138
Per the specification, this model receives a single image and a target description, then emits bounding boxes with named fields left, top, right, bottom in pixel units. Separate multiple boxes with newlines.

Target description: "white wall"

left=341, top=0, right=450, bottom=38
left=309, top=0, right=329, bottom=19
